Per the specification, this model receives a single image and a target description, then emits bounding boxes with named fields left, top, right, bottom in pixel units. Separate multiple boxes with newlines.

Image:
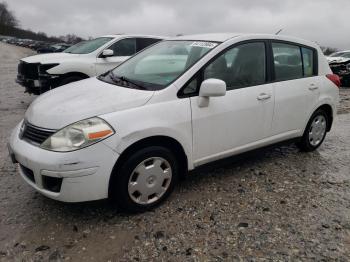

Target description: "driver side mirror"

left=198, top=79, right=226, bottom=107
left=101, top=49, right=114, bottom=58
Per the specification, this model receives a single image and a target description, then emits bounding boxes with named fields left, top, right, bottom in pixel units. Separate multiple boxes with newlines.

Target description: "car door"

left=95, top=38, right=137, bottom=75
left=270, top=42, right=320, bottom=136
left=186, top=42, right=275, bottom=165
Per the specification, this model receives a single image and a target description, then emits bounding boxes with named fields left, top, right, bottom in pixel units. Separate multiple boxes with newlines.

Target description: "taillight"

left=326, top=74, right=341, bottom=88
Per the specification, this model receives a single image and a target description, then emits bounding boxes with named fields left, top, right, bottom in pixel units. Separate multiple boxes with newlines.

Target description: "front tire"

left=110, top=146, right=179, bottom=213
left=297, top=109, right=328, bottom=152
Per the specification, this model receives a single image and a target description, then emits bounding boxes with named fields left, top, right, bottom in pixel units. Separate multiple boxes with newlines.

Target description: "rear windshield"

left=64, top=37, right=113, bottom=54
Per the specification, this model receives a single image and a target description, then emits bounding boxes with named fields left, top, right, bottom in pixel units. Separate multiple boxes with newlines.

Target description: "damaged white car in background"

left=16, top=35, right=163, bottom=94
left=327, top=50, right=350, bottom=86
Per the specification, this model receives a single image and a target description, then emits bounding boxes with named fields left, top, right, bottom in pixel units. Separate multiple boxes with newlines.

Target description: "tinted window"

left=272, top=43, right=303, bottom=81
left=64, top=37, right=112, bottom=54
left=302, top=47, right=314, bottom=77
left=137, top=38, right=162, bottom=52
left=109, top=38, right=136, bottom=56
left=203, top=42, right=266, bottom=90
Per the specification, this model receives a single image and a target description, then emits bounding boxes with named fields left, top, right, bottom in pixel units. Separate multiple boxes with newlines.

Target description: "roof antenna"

left=275, top=28, right=283, bottom=35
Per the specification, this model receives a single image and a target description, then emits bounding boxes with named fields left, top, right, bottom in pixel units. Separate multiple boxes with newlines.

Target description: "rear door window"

left=136, top=38, right=162, bottom=52
left=272, top=42, right=303, bottom=81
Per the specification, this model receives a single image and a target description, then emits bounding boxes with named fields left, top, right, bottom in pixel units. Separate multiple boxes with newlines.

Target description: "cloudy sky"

left=7, top=0, right=350, bottom=49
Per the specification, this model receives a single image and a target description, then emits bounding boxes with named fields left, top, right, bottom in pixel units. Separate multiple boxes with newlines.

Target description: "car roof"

left=170, top=33, right=241, bottom=42
left=101, top=34, right=165, bottom=39
left=168, top=33, right=318, bottom=48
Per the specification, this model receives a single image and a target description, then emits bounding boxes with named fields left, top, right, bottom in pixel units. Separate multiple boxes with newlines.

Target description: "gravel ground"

left=1, top=42, right=350, bottom=261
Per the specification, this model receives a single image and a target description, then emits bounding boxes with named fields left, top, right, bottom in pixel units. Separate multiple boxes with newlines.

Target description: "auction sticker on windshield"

left=190, top=42, right=218, bottom=49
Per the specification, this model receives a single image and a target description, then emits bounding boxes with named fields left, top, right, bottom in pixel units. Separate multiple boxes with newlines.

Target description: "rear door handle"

left=308, top=84, right=319, bottom=91
left=257, top=93, right=271, bottom=101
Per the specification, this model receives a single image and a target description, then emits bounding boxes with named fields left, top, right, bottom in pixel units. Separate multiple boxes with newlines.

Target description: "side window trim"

left=178, top=39, right=270, bottom=98
left=300, top=46, right=305, bottom=77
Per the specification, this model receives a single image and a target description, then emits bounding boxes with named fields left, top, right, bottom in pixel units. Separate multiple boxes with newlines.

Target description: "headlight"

left=41, top=117, right=114, bottom=152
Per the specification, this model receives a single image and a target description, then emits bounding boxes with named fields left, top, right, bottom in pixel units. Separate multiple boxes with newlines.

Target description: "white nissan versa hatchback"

left=9, top=33, right=339, bottom=212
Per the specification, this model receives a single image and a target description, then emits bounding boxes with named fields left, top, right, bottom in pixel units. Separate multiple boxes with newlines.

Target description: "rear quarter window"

left=301, top=47, right=315, bottom=77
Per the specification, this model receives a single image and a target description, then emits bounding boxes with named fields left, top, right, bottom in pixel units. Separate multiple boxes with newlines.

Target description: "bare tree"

left=0, top=1, right=85, bottom=43
left=321, top=46, right=339, bottom=56
left=0, top=1, right=18, bottom=27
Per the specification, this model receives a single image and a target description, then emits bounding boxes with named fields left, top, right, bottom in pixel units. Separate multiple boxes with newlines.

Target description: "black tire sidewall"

left=111, top=146, right=179, bottom=213
left=299, top=109, right=328, bottom=151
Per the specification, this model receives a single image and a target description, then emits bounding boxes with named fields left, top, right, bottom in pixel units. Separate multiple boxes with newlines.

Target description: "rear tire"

left=110, top=146, right=179, bottom=213
left=297, top=109, right=328, bottom=152
left=341, top=76, right=350, bottom=88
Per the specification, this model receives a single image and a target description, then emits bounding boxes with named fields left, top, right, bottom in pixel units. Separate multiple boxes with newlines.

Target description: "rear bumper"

left=9, top=121, right=120, bottom=202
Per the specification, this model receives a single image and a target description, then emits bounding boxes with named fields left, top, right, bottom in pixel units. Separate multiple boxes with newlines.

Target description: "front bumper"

left=9, top=122, right=119, bottom=202
left=16, top=75, right=41, bottom=94
left=16, top=74, right=62, bottom=95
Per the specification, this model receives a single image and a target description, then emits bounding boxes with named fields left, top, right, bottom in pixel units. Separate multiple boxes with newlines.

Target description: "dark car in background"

left=327, top=51, right=350, bottom=87
left=36, top=43, right=72, bottom=53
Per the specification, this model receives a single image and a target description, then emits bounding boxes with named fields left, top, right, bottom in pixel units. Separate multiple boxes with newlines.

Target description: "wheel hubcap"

left=128, top=157, right=172, bottom=205
left=309, top=115, right=326, bottom=147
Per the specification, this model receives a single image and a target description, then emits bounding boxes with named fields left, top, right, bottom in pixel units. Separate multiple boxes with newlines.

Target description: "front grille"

left=21, top=122, right=55, bottom=145
left=18, top=61, right=39, bottom=79
left=20, top=164, right=35, bottom=183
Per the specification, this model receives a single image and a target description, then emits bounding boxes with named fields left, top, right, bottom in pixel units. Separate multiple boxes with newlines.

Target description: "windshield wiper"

left=110, top=73, right=147, bottom=90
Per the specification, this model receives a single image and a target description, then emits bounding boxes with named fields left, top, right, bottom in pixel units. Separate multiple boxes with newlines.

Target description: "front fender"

left=47, top=62, right=95, bottom=77
left=100, top=98, right=193, bottom=169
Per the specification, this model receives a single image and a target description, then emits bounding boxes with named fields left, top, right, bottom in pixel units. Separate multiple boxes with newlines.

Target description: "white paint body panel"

left=25, top=77, right=154, bottom=129
left=10, top=33, right=339, bottom=202
left=191, top=83, right=274, bottom=165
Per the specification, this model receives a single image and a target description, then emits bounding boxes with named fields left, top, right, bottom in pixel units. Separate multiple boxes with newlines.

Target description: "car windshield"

left=329, top=51, right=350, bottom=58
left=341, top=53, right=350, bottom=58
left=101, top=40, right=218, bottom=90
left=64, top=37, right=113, bottom=54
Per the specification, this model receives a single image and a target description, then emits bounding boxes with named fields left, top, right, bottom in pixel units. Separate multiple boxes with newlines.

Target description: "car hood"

left=21, top=52, right=81, bottom=64
left=25, top=77, right=155, bottom=129
left=327, top=56, right=350, bottom=64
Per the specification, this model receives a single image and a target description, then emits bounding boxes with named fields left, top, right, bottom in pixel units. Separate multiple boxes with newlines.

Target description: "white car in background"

left=16, top=35, right=163, bottom=94
left=326, top=50, right=350, bottom=86
left=326, top=50, right=350, bottom=63
left=9, top=33, right=339, bottom=212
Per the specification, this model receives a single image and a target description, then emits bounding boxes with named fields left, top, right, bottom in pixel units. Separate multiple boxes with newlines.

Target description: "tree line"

left=0, top=1, right=84, bottom=43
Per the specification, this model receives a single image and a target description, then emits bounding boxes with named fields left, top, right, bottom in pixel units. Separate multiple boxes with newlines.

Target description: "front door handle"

left=257, top=93, right=271, bottom=101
